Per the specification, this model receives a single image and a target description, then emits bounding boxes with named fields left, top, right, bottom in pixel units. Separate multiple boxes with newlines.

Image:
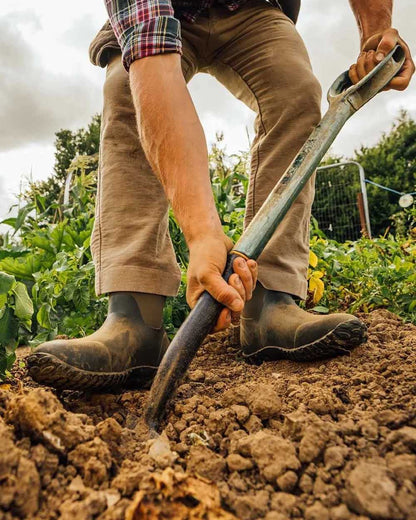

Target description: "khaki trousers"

left=91, top=0, right=322, bottom=300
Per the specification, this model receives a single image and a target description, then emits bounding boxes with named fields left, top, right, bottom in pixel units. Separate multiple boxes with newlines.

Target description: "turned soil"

left=1, top=309, right=416, bottom=520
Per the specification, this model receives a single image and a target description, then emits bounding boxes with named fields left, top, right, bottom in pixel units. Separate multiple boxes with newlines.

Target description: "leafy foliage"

left=1, top=115, right=415, bottom=378
left=308, top=234, right=416, bottom=322
left=0, top=272, right=33, bottom=380
left=355, top=111, right=416, bottom=236
left=0, top=155, right=107, bottom=353
left=23, top=115, right=101, bottom=221
left=313, top=112, right=416, bottom=239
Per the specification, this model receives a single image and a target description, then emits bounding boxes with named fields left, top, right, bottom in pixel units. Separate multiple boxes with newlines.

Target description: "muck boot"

left=27, top=292, right=169, bottom=390
left=240, top=285, right=367, bottom=361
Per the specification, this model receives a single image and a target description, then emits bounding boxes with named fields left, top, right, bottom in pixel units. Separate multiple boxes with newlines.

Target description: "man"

left=28, top=0, right=414, bottom=389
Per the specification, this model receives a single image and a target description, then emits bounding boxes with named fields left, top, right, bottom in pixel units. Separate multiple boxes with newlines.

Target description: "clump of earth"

left=1, top=309, right=416, bottom=519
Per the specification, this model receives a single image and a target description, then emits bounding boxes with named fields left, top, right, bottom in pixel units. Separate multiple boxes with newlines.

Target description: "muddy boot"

left=240, top=285, right=367, bottom=361
left=27, top=293, right=169, bottom=391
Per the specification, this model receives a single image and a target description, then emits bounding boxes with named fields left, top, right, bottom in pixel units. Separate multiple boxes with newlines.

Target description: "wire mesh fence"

left=312, top=163, right=369, bottom=242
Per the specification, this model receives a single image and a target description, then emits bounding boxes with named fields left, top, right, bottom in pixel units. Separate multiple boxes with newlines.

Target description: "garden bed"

left=1, top=309, right=416, bottom=520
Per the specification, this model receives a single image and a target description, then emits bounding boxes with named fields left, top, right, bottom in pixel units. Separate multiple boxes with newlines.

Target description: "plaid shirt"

left=105, top=0, right=279, bottom=71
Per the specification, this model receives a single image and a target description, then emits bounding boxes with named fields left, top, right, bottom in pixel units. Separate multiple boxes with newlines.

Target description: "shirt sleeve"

left=105, top=0, right=182, bottom=71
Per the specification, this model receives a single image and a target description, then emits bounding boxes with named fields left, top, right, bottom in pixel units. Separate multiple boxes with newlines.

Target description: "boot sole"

left=26, top=352, right=158, bottom=391
left=243, top=319, right=368, bottom=362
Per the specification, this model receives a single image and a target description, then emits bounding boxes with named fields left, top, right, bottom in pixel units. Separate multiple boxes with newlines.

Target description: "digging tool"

left=146, top=46, right=405, bottom=432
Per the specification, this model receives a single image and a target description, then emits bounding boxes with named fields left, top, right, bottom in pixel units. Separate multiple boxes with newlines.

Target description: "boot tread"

left=27, top=352, right=158, bottom=390
left=243, top=319, right=367, bottom=362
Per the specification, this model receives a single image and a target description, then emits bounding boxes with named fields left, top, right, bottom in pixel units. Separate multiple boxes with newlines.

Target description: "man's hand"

left=187, top=233, right=258, bottom=331
left=349, top=28, right=414, bottom=91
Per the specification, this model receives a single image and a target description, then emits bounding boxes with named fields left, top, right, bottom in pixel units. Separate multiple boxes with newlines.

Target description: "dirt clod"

left=187, top=445, right=226, bottom=481
left=0, top=310, right=415, bottom=519
left=304, top=501, right=329, bottom=520
left=346, top=461, right=402, bottom=519
left=0, top=419, right=40, bottom=517
left=5, top=388, right=93, bottom=453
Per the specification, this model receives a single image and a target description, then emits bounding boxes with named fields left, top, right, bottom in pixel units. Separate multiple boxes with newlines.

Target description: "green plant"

left=0, top=155, right=106, bottom=349
left=0, top=272, right=33, bottom=380
left=308, top=234, right=416, bottom=322
left=2, top=116, right=416, bottom=378
left=23, top=115, right=101, bottom=221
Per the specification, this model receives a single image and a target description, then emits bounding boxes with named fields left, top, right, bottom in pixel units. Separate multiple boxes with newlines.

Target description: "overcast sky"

left=0, top=0, right=415, bottom=220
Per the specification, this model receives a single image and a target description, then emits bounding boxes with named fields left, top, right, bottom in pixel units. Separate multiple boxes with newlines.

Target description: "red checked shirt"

left=105, top=0, right=283, bottom=71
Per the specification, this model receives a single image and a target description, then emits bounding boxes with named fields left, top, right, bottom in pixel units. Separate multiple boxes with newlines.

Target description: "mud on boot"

left=27, top=293, right=169, bottom=391
left=240, top=288, right=367, bottom=362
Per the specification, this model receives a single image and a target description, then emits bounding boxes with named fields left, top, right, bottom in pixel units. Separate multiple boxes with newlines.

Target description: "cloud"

left=0, top=13, right=102, bottom=152
left=296, top=0, right=416, bottom=156
left=60, top=14, right=100, bottom=52
left=189, top=75, right=254, bottom=133
left=0, top=0, right=415, bottom=163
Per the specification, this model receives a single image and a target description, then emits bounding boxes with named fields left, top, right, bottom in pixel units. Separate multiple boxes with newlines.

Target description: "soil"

left=1, top=308, right=416, bottom=520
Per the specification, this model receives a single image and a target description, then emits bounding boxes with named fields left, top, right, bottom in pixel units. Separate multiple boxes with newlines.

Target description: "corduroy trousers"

left=89, top=0, right=322, bottom=299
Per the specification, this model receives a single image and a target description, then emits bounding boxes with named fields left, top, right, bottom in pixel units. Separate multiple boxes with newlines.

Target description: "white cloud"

left=0, top=15, right=103, bottom=152
left=0, top=0, right=415, bottom=221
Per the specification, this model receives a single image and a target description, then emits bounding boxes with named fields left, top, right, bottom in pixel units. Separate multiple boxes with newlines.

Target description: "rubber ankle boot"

left=240, top=286, right=367, bottom=361
left=27, top=292, right=169, bottom=390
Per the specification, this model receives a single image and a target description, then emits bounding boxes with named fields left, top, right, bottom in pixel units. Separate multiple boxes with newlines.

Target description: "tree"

left=354, top=111, right=416, bottom=236
left=313, top=112, right=416, bottom=239
left=24, top=115, right=101, bottom=221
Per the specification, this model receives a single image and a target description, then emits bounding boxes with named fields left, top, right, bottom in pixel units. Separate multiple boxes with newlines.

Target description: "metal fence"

left=312, top=161, right=371, bottom=242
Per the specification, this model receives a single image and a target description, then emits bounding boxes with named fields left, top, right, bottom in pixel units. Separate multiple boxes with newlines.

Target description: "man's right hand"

left=187, top=233, right=258, bottom=331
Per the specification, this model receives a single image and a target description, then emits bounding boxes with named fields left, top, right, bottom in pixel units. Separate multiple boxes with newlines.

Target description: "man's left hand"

left=349, top=28, right=415, bottom=91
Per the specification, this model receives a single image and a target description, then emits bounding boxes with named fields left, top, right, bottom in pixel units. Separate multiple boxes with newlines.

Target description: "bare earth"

left=1, top=309, right=416, bottom=520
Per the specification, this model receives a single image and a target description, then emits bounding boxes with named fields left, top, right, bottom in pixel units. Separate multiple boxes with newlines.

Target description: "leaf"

left=309, top=250, right=318, bottom=268
left=311, top=305, right=329, bottom=314
left=309, top=276, right=325, bottom=304
left=14, top=203, right=34, bottom=232
left=12, top=282, right=34, bottom=321
left=0, top=272, right=15, bottom=294
left=0, top=217, right=17, bottom=227
left=37, top=304, right=52, bottom=329
left=73, top=287, right=90, bottom=310
left=0, top=253, right=51, bottom=280
left=0, top=247, right=31, bottom=260
left=0, top=307, right=18, bottom=347
left=0, top=294, right=7, bottom=309
left=31, top=235, right=55, bottom=254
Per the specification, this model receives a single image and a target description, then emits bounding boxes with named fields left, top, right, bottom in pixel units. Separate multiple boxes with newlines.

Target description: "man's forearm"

left=129, top=53, right=223, bottom=246
left=349, top=0, right=392, bottom=45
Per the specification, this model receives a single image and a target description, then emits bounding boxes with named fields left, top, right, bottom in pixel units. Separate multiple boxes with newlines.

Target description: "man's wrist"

left=361, top=25, right=392, bottom=48
left=349, top=0, right=392, bottom=48
left=186, top=223, right=226, bottom=248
